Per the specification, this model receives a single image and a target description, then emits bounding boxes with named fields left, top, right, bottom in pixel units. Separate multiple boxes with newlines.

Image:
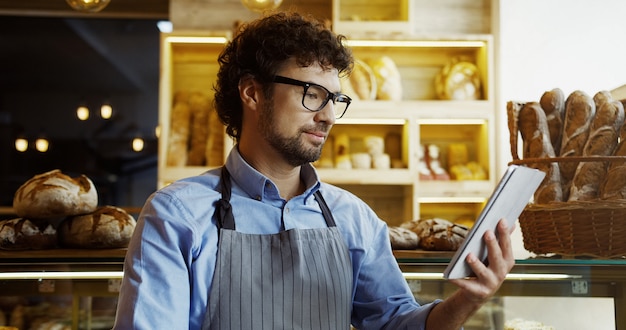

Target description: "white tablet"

left=443, top=165, right=545, bottom=279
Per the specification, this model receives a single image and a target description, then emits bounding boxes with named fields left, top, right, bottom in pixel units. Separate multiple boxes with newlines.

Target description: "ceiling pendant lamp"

left=241, top=0, right=282, bottom=13
left=66, top=0, right=111, bottom=13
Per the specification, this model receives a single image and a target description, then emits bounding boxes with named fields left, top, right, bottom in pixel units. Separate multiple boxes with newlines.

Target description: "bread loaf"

left=167, top=92, right=191, bottom=166
left=368, top=56, right=402, bottom=101
left=58, top=206, right=136, bottom=249
left=539, top=88, right=565, bottom=154
left=558, top=90, right=595, bottom=199
left=388, top=226, right=419, bottom=250
left=0, top=218, right=57, bottom=250
left=205, top=108, right=225, bottom=167
left=349, top=59, right=377, bottom=100
left=13, top=170, right=98, bottom=219
left=570, top=99, right=624, bottom=201
left=187, top=92, right=211, bottom=166
left=599, top=100, right=626, bottom=199
left=517, top=102, right=563, bottom=203
left=401, top=218, right=467, bottom=251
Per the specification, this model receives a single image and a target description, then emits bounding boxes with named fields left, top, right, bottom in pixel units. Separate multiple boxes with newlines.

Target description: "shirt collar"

left=225, top=146, right=321, bottom=203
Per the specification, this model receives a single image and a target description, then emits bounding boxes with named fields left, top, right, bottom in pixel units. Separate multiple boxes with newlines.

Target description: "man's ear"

left=239, top=75, right=260, bottom=111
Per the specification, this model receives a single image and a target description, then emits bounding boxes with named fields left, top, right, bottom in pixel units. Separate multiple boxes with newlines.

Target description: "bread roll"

left=167, top=93, right=191, bottom=167
left=0, top=218, right=57, bottom=250
left=517, top=102, right=563, bottom=203
left=58, top=206, right=136, bottom=249
left=558, top=90, right=595, bottom=198
left=539, top=88, right=565, bottom=154
left=570, top=99, right=624, bottom=201
left=388, top=226, right=419, bottom=250
left=13, top=170, right=98, bottom=219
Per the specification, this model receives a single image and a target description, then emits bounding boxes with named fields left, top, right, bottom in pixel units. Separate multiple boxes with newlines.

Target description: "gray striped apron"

left=202, top=168, right=353, bottom=330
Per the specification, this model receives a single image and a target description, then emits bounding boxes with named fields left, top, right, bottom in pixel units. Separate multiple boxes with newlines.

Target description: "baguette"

left=539, top=88, right=565, bottom=154
left=569, top=99, right=624, bottom=201
left=518, top=102, right=563, bottom=203
left=558, top=90, right=595, bottom=199
left=599, top=100, right=626, bottom=199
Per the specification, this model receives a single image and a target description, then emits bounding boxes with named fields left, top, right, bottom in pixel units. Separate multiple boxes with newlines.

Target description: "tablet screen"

left=443, top=165, right=545, bottom=279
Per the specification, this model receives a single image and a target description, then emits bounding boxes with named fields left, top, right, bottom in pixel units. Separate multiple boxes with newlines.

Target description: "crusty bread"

left=570, top=99, right=624, bottom=201
left=166, top=91, right=191, bottom=166
left=539, top=88, right=565, bottom=154
left=558, top=90, right=596, bottom=199
left=187, top=92, right=211, bottom=166
left=599, top=100, right=626, bottom=200
left=402, top=218, right=467, bottom=251
left=388, top=226, right=419, bottom=250
left=13, top=170, right=98, bottom=219
left=517, top=102, right=563, bottom=203
left=58, top=206, right=136, bottom=249
left=0, top=218, right=57, bottom=250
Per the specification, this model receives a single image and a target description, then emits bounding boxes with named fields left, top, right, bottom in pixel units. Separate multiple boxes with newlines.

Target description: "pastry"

left=0, top=218, right=57, bottom=250
left=13, top=169, right=98, bottom=219
left=388, top=226, right=419, bottom=250
left=58, top=206, right=136, bottom=249
left=368, top=56, right=402, bottom=101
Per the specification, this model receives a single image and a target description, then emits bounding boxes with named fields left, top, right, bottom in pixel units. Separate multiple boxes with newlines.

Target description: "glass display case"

left=0, top=249, right=623, bottom=329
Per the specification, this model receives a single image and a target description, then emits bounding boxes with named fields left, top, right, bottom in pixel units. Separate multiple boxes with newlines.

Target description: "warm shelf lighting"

left=76, top=105, right=89, bottom=121
left=66, top=0, right=111, bottom=13
left=345, top=40, right=487, bottom=48
left=100, top=103, right=113, bottom=119
left=132, top=136, right=144, bottom=152
left=154, top=125, right=161, bottom=138
left=241, top=0, right=282, bottom=13
left=0, top=271, right=123, bottom=280
left=15, top=137, right=28, bottom=152
left=35, top=137, right=49, bottom=153
left=402, top=272, right=582, bottom=281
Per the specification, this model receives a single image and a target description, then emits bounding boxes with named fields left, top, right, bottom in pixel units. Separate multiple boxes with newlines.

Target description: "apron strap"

left=214, top=167, right=236, bottom=230
left=314, top=190, right=337, bottom=227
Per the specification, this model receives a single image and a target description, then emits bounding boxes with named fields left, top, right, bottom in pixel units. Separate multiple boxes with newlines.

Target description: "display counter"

left=0, top=250, right=623, bottom=329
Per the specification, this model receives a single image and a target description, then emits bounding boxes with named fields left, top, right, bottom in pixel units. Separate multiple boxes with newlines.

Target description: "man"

left=113, top=11, right=514, bottom=330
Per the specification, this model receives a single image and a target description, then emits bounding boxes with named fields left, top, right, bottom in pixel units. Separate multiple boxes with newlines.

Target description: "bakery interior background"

left=0, top=0, right=169, bottom=211
left=1, top=0, right=626, bottom=215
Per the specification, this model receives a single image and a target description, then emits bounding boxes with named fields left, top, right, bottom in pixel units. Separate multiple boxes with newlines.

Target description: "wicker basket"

left=508, top=100, right=626, bottom=258
left=517, top=199, right=626, bottom=258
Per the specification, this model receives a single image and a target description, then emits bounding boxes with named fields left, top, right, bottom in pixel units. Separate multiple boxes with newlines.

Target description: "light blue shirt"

left=114, top=147, right=438, bottom=329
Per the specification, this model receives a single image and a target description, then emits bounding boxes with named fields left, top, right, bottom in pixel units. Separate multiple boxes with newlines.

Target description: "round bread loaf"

left=0, top=218, right=57, bottom=250
left=407, top=218, right=468, bottom=251
left=388, top=226, right=419, bottom=250
left=58, top=206, right=136, bottom=248
left=13, top=169, right=98, bottom=219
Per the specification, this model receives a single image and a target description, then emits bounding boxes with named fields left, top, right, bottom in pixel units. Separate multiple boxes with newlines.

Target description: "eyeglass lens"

left=303, top=84, right=349, bottom=119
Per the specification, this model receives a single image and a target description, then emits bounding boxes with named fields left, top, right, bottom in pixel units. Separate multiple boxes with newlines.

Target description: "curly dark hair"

left=213, top=11, right=354, bottom=140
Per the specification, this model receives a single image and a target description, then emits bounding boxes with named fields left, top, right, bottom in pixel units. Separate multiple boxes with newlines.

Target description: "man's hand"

left=450, top=219, right=516, bottom=302
left=425, top=219, right=516, bottom=329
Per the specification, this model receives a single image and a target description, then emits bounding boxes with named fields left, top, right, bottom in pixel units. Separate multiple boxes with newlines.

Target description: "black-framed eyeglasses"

left=272, top=75, right=352, bottom=119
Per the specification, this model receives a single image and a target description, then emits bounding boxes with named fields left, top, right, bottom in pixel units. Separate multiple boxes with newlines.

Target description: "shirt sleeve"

left=113, top=191, right=201, bottom=329
left=349, top=207, right=440, bottom=330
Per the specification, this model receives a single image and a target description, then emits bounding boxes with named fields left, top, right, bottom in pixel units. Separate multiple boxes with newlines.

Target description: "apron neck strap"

left=215, top=167, right=236, bottom=230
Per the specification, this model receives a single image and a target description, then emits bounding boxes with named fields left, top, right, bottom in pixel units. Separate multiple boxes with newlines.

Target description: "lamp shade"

left=240, top=0, right=282, bottom=13
left=66, top=0, right=111, bottom=13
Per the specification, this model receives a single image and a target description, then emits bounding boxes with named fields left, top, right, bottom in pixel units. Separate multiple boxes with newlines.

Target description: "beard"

left=258, top=100, right=329, bottom=167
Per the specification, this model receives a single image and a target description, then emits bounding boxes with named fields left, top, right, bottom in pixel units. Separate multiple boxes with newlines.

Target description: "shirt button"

left=285, top=207, right=290, bottom=214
